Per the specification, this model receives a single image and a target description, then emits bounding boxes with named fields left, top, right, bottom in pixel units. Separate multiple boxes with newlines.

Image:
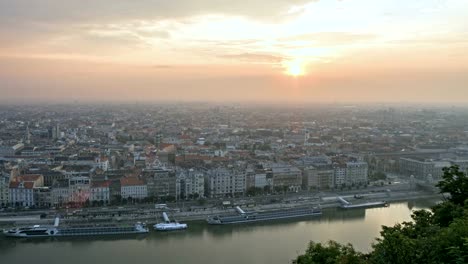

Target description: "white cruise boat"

left=3, top=217, right=149, bottom=238
left=154, top=222, right=188, bottom=231
left=154, top=212, right=188, bottom=231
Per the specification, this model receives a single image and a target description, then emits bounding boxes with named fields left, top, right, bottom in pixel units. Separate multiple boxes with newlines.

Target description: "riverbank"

left=0, top=191, right=442, bottom=227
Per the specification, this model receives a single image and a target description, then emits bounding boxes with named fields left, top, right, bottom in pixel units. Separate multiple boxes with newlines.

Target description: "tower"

left=24, top=123, right=31, bottom=144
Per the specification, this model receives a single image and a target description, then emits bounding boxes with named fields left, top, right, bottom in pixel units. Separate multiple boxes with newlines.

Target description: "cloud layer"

left=0, top=0, right=467, bottom=103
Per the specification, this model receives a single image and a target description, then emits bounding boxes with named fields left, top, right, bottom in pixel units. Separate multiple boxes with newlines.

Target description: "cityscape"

left=1, top=103, right=467, bottom=211
left=1, top=0, right=468, bottom=264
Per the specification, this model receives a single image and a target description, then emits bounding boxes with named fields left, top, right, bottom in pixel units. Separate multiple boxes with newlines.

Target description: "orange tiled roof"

left=9, top=181, right=35, bottom=189
left=15, top=174, right=43, bottom=182
left=91, top=181, right=111, bottom=188
left=120, top=177, right=145, bottom=187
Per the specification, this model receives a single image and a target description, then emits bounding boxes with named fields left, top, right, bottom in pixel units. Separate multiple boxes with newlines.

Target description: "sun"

left=285, top=60, right=305, bottom=77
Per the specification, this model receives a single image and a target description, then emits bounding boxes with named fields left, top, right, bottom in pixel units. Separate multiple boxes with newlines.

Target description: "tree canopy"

left=293, top=165, right=468, bottom=264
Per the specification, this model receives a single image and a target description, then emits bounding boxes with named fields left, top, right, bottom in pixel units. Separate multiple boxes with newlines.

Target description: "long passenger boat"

left=3, top=217, right=149, bottom=238
left=337, top=196, right=388, bottom=209
left=207, top=206, right=322, bottom=225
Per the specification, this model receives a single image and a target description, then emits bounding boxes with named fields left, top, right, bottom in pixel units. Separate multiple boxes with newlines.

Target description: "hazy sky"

left=0, top=0, right=467, bottom=103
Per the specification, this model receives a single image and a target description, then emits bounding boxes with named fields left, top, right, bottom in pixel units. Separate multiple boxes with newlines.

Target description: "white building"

left=8, top=174, right=44, bottom=207
left=90, top=181, right=111, bottom=204
left=9, top=181, right=35, bottom=207
left=96, top=157, right=109, bottom=171
left=120, top=177, right=148, bottom=199
left=208, top=168, right=246, bottom=197
left=334, top=166, right=347, bottom=187
left=254, top=173, right=268, bottom=188
left=186, top=169, right=205, bottom=197
left=345, top=162, right=368, bottom=186
left=176, top=169, right=205, bottom=199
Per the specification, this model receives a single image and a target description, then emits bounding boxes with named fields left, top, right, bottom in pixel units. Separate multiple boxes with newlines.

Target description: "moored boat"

left=3, top=217, right=149, bottom=238
left=337, top=196, right=388, bottom=209
left=154, top=212, right=188, bottom=231
left=340, top=201, right=389, bottom=209
left=207, top=206, right=322, bottom=225
left=154, top=222, right=188, bottom=231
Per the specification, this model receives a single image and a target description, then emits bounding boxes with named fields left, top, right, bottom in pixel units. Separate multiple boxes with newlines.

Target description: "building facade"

left=304, top=166, right=335, bottom=189
left=334, top=166, right=346, bottom=187
left=120, top=177, right=148, bottom=199
left=399, top=158, right=448, bottom=181
left=144, top=169, right=176, bottom=198
left=9, top=174, right=44, bottom=207
left=0, top=172, right=9, bottom=207
left=271, top=166, right=302, bottom=192
left=90, top=181, right=111, bottom=204
left=208, top=168, right=246, bottom=197
left=68, top=176, right=91, bottom=204
left=51, top=180, right=69, bottom=206
left=345, top=162, right=368, bottom=186
left=9, top=181, right=35, bottom=207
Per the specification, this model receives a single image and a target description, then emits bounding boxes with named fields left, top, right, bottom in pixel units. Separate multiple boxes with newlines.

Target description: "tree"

left=369, top=171, right=386, bottom=181
left=293, top=241, right=366, bottom=264
left=111, top=194, right=122, bottom=205
left=198, top=198, right=207, bottom=206
left=247, top=187, right=263, bottom=196
left=437, top=165, right=468, bottom=206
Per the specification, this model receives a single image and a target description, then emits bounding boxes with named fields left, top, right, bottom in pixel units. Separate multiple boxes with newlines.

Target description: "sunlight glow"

left=285, top=60, right=305, bottom=76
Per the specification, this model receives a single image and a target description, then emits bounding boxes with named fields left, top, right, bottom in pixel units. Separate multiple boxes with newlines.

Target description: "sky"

left=0, top=0, right=467, bottom=104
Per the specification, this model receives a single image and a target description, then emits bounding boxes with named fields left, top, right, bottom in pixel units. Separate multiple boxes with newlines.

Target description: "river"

left=0, top=199, right=438, bottom=264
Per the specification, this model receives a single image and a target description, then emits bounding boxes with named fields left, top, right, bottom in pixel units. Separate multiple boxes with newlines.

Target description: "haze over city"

left=1, top=0, right=468, bottom=103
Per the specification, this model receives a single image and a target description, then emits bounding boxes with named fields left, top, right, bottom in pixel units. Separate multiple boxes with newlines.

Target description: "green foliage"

left=437, top=166, right=468, bottom=206
left=293, top=241, right=366, bottom=264
left=369, top=171, right=387, bottom=181
left=292, top=165, right=468, bottom=264
left=246, top=187, right=264, bottom=196
left=197, top=198, right=207, bottom=206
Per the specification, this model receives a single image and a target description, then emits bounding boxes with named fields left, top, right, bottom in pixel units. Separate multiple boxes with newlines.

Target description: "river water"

left=0, top=199, right=437, bottom=264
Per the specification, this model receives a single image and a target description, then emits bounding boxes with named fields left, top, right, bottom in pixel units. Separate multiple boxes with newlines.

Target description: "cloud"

left=0, top=1, right=316, bottom=24
left=387, top=34, right=468, bottom=46
left=150, top=65, right=174, bottom=69
left=279, top=32, right=377, bottom=46
left=218, top=53, right=285, bottom=63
